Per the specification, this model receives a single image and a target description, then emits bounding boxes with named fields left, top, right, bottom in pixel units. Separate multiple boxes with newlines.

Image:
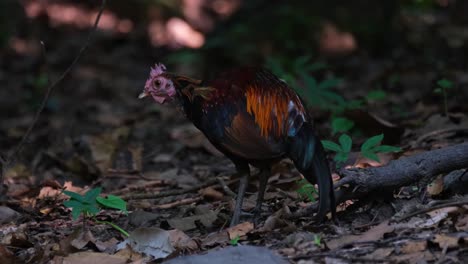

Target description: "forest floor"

left=1, top=5, right=468, bottom=264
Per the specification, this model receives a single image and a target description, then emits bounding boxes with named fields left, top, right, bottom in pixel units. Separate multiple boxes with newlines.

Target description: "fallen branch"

left=0, top=0, right=106, bottom=195
left=395, top=197, right=468, bottom=222
left=336, top=143, right=468, bottom=195
left=292, top=143, right=468, bottom=218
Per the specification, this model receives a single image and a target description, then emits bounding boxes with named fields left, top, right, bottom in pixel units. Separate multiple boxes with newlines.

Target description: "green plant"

left=314, top=234, right=321, bottom=246
left=360, top=134, right=401, bottom=162
left=296, top=178, right=318, bottom=202
left=434, top=78, right=453, bottom=116
left=63, top=187, right=129, bottom=237
left=230, top=235, right=240, bottom=246
left=365, top=89, right=387, bottom=102
left=331, top=117, right=355, bottom=135
left=322, top=134, right=401, bottom=167
left=321, top=134, right=352, bottom=167
left=266, top=57, right=349, bottom=112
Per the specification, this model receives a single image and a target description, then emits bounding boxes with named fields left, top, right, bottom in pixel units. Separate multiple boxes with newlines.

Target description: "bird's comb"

left=149, top=63, right=167, bottom=77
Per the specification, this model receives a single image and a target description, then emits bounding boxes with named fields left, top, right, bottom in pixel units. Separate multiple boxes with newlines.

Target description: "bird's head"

left=139, top=63, right=177, bottom=104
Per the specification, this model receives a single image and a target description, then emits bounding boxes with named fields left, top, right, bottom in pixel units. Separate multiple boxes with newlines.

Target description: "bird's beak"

left=138, top=91, right=149, bottom=99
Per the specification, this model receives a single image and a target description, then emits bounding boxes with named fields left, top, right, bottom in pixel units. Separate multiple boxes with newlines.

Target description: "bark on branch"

left=336, top=143, right=468, bottom=196
left=292, top=143, right=468, bottom=218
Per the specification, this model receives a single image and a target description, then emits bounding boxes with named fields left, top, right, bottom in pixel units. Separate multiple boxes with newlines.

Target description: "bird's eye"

left=154, top=79, right=161, bottom=86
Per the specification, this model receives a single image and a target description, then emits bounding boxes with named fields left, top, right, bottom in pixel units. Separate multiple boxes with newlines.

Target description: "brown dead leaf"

left=363, top=247, right=393, bottom=259
left=168, top=229, right=199, bottom=252
left=70, top=230, right=96, bottom=250
left=401, top=240, right=427, bottom=254
left=432, top=234, right=460, bottom=249
left=0, top=244, right=16, bottom=264
left=327, top=221, right=395, bottom=250
left=167, top=206, right=218, bottom=231
left=95, top=238, right=120, bottom=253
left=426, top=175, right=444, bottom=196
left=199, top=186, right=223, bottom=200
left=393, top=251, right=435, bottom=263
left=227, top=222, right=254, bottom=240
left=201, top=231, right=229, bottom=247
left=455, top=214, right=468, bottom=231
left=53, top=252, right=128, bottom=264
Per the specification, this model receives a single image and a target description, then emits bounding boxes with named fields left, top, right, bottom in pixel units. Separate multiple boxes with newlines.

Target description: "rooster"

left=139, top=63, right=336, bottom=226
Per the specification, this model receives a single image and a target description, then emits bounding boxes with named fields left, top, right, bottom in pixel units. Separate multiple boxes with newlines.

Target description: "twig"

left=122, top=178, right=220, bottom=200
left=413, top=127, right=468, bottom=147
left=394, top=198, right=468, bottom=222
left=122, top=176, right=239, bottom=200
left=154, top=196, right=203, bottom=209
left=0, top=0, right=107, bottom=194
left=216, top=176, right=236, bottom=197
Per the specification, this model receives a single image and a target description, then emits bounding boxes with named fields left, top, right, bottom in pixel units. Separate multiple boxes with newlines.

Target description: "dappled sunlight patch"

left=23, top=0, right=133, bottom=33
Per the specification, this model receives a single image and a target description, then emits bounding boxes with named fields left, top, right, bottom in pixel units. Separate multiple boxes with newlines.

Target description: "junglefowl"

left=139, top=63, right=336, bottom=226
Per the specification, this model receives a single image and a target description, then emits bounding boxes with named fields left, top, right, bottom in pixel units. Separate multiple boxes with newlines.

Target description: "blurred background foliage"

left=1, top=0, right=467, bottom=123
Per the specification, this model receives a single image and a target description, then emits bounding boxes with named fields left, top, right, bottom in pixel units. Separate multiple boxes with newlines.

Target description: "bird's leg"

left=252, top=168, right=270, bottom=225
left=230, top=165, right=250, bottom=227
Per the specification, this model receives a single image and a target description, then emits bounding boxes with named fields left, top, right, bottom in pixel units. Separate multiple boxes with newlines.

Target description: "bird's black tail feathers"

left=288, top=122, right=336, bottom=222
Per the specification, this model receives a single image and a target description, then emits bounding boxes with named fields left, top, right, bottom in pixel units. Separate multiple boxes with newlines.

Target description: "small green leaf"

left=373, top=145, right=402, bottom=153
left=97, top=195, right=127, bottom=213
left=71, top=206, right=83, bottom=220
left=307, top=62, right=328, bottom=72
left=63, top=190, right=84, bottom=202
left=437, top=79, right=453, bottom=89
left=230, top=235, right=240, bottom=246
left=314, top=235, right=321, bottom=246
left=433, top=88, right=442, bottom=94
left=321, top=140, right=342, bottom=152
left=63, top=200, right=83, bottom=209
left=332, top=117, right=355, bottom=134
left=318, top=78, right=341, bottom=90
left=84, top=188, right=102, bottom=202
left=366, top=90, right=387, bottom=101
left=361, top=134, right=384, bottom=151
left=362, top=150, right=380, bottom=162
left=339, top=134, right=352, bottom=152
left=334, top=152, right=349, bottom=163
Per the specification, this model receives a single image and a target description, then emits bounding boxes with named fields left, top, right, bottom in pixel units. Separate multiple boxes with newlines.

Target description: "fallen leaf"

left=401, top=240, right=427, bottom=254
left=0, top=244, right=16, bottom=264
left=201, top=231, right=229, bottom=247
left=168, top=229, right=199, bottom=252
left=327, top=221, right=395, bottom=250
left=121, top=227, right=174, bottom=260
left=455, top=214, right=468, bottom=231
left=227, top=222, right=254, bottom=240
left=167, top=206, right=217, bottom=231
left=199, top=186, right=224, bottom=200
left=363, top=247, right=393, bottom=259
left=54, top=252, right=128, bottom=264
left=426, top=175, right=444, bottom=196
left=432, top=234, right=460, bottom=249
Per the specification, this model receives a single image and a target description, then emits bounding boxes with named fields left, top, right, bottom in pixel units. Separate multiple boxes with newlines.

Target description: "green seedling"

left=321, top=134, right=352, bottom=168
left=331, top=117, right=355, bottom=135
left=360, top=134, right=402, bottom=162
left=434, top=78, right=453, bottom=116
left=230, top=235, right=240, bottom=246
left=296, top=178, right=318, bottom=202
left=63, top=187, right=129, bottom=237
left=322, top=134, right=401, bottom=167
